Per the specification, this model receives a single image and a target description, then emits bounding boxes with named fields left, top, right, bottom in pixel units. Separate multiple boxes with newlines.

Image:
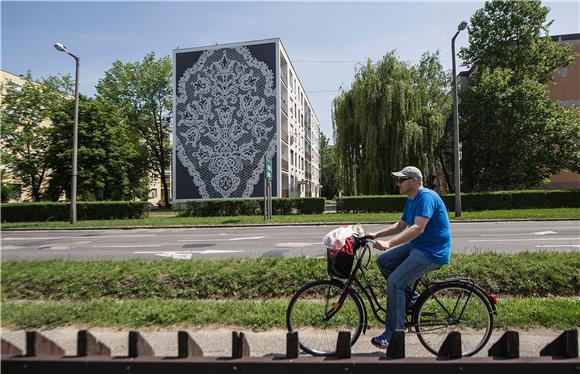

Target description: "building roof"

left=551, top=33, right=580, bottom=42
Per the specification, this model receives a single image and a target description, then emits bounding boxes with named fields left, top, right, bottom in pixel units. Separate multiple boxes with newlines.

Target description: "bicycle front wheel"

left=413, top=282, right=494, bottom=357
left=286, top=279, right=364, bottom=356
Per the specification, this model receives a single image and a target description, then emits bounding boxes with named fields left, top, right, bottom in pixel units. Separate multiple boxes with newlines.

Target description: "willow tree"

left=332, top=51, right=450, bottom=195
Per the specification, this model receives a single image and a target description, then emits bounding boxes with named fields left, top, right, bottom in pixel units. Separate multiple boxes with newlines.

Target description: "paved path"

left=1, top=221, right=579, bottom=261
left=0, top=327, right=572, bottom=357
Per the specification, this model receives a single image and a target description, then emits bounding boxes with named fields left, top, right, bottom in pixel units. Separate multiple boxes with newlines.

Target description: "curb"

left=1, top=218, right=578, bottom=231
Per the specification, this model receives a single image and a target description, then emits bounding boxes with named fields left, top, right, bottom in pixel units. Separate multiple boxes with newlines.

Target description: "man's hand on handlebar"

left=373, top=240, right=391, bottom=251
left=360, top=233, right=390, bottom=251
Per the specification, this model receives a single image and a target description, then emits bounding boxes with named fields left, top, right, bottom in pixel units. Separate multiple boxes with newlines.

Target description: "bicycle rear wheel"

left=413, top=282, right=494, bottom=356
left=286, top=279, right=364, bottom=356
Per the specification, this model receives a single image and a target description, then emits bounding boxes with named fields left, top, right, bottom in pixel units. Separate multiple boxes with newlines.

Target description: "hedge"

left=337, top=190, right=580, bottom=213
left=179, top=198, right=325, bottom=216
left=0, top=201, right=149, bottom=222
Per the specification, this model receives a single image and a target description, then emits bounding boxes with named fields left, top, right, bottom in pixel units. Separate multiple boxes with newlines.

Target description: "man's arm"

left=370, top=220, right=408, bottom=239
left=374, top=216, right=429, bottom=250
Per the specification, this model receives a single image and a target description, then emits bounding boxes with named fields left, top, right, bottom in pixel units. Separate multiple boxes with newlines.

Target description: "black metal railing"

left=1, top=329, right=578, bottom=373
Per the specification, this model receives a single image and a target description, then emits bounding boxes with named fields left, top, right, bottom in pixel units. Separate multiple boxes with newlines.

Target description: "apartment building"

left=0, top=70, right=59, bottom=202
left=542, top=33, right=580, bottom=189
left=172, top=38, right=320, bottom=202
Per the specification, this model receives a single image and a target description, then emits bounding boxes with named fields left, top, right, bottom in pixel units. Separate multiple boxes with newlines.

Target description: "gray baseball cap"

left=392, top=166, right=423, bottom=182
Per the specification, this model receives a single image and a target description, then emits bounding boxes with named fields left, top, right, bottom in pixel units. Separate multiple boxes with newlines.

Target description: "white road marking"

left=533, top=231, right=558, bottom=235
left=535, top=245, right=580, bottom=248
left=1, top=246, right=24, bottom=250
left=470, top=237, right=579, bottom=242
left=196, top=250, right=245, bottom=254
left=134, top=250, right=244, bottom=259
left=478, top=230, right=559, bottom=237
left=47, top=246, right=71, bottom=250
left=73, top=241, right=92, bottom=244
left=178, top=236, right=266, bottom=242
left=276, top=243, right=321, bottom=248
left=92, top=244, right=163, bottom=248
left=160, top=233, right=228, bottom=237
left=2, top=235, right=156, bottom=241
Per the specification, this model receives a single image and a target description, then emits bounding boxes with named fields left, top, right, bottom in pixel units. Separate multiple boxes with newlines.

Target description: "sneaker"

left=371, top=334, right=389, bottom=349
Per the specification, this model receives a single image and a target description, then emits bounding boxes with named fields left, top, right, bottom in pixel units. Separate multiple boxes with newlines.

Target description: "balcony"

left=281, top=70, right=288, bottom=88
left=281, top=159, right=289, bottom=172
left=281, top=129, right=289, bottom=144
left=281, top=96, right=288, bottom=115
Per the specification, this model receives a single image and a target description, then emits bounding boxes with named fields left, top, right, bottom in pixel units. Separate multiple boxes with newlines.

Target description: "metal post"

left=452, top=30, right=462, bottom=218
left=71, top=56, right=79, bottom=224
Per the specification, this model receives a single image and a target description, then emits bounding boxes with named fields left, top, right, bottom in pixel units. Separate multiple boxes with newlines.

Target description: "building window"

left=149, top=189, right=158, bottom=198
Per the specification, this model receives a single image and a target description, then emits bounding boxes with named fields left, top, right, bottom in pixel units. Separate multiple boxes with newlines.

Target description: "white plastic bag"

left=323, top=224, right=365, bottom=250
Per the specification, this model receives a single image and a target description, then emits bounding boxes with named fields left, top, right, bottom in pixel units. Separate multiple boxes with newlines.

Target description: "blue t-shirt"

left=401, top=188, right=451, bottom=264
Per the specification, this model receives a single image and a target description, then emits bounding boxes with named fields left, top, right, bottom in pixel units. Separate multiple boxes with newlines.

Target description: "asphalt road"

left=1, top=220, right=579, bottom=261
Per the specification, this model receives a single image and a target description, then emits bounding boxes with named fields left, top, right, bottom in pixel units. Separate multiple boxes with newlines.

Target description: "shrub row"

left=337, top=190, right=580, bottom=213
left=2, top=252, right=578, bottom=300
left=0, top=201, right=149, bottom=222
left=179, top=198, right=325, bottom=216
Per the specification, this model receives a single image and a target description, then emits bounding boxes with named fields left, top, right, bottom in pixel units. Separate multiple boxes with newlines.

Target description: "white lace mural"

left=176, top=47, right=277, bottom=198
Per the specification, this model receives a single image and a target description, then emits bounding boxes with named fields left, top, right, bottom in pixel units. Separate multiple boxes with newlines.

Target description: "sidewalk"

left=0, top=327, right=570, bottom=357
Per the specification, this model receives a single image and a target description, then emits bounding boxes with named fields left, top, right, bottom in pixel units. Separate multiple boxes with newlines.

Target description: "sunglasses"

left=397, top=177, right=413, bottom=184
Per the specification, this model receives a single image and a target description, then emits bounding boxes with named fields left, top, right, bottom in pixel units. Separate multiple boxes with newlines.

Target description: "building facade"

left=542, top=33, right=580, bottom=189
left=0, top=70, right=63, bottom=202
left=548, top=33, right=580, bottom=108
left=172, top=38, right=320, bottom=203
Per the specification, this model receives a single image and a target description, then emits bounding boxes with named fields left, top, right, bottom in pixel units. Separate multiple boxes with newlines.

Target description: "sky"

left=2, top=1, right=579, bottom=140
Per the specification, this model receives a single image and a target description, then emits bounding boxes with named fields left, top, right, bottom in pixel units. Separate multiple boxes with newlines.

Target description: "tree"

left=0, top=169, right=15, bottom=203
left=0, top=73, right=72, bottom=201
left=96, top=52, right=172, bottom=207
left=319, top=132, right=340, bottom=200
left=458, top=0, right=579, bottom=191
left=45, top=96, right=149, bottom=201
left=459, top=0, right=573, bottom=83
left=332, top=51, right=451, bottom=195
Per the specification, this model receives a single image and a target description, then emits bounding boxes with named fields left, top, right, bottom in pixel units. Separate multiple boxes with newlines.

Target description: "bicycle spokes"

left=415, top=285, right=493, bottom=356
left=286, top=280, right=364, bottom=356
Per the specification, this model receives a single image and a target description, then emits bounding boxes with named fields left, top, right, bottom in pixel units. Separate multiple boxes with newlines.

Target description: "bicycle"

left=286, top=235, right=497, bottom=357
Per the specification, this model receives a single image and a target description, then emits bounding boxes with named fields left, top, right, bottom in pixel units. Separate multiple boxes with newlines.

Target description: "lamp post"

left=54, top=42, right=79, bottom=224
left=452, top=21, right=467, bottom=218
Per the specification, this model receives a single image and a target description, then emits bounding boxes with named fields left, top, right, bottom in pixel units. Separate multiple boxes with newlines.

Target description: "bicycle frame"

left=326, top=242, right=494, bottom=335
left=327, top=242, right=429, bottom=331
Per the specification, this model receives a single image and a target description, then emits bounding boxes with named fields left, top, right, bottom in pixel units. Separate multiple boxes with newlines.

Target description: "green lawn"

left=3, top=253, right=579, bottom=300
left=1, top=208, right=578, bottom=229
left=2, top=297, right=578, bottom=330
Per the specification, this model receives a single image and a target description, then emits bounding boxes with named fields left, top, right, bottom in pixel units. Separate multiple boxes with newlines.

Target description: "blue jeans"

left=376, top=243, right=442, bottom=342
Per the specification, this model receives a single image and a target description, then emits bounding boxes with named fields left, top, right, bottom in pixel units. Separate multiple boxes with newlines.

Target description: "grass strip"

left=1, top=208, right=578, bottom=229
left=2, top=253, right=579, bottom=300
left=1, top=297, right=578, bottom=330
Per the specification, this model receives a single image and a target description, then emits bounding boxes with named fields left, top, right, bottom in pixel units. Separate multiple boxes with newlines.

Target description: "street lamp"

left=54, top=42, right=80, bottom=224
left=451, top=21, right=467, bottom=218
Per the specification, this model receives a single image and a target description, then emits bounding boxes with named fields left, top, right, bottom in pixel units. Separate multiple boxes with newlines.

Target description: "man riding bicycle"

left=367, top=166, right=451, bottom=349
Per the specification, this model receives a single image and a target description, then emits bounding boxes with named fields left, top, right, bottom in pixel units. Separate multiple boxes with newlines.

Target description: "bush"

left=180, top=199, right=261, bottom=217
left=336, top=195, right=406, bottom=213
left=180, top=198, right=325, bottom=216
left=337, top=190, right=580, bottom=213
left=1, top=201, right=149, bottom=222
